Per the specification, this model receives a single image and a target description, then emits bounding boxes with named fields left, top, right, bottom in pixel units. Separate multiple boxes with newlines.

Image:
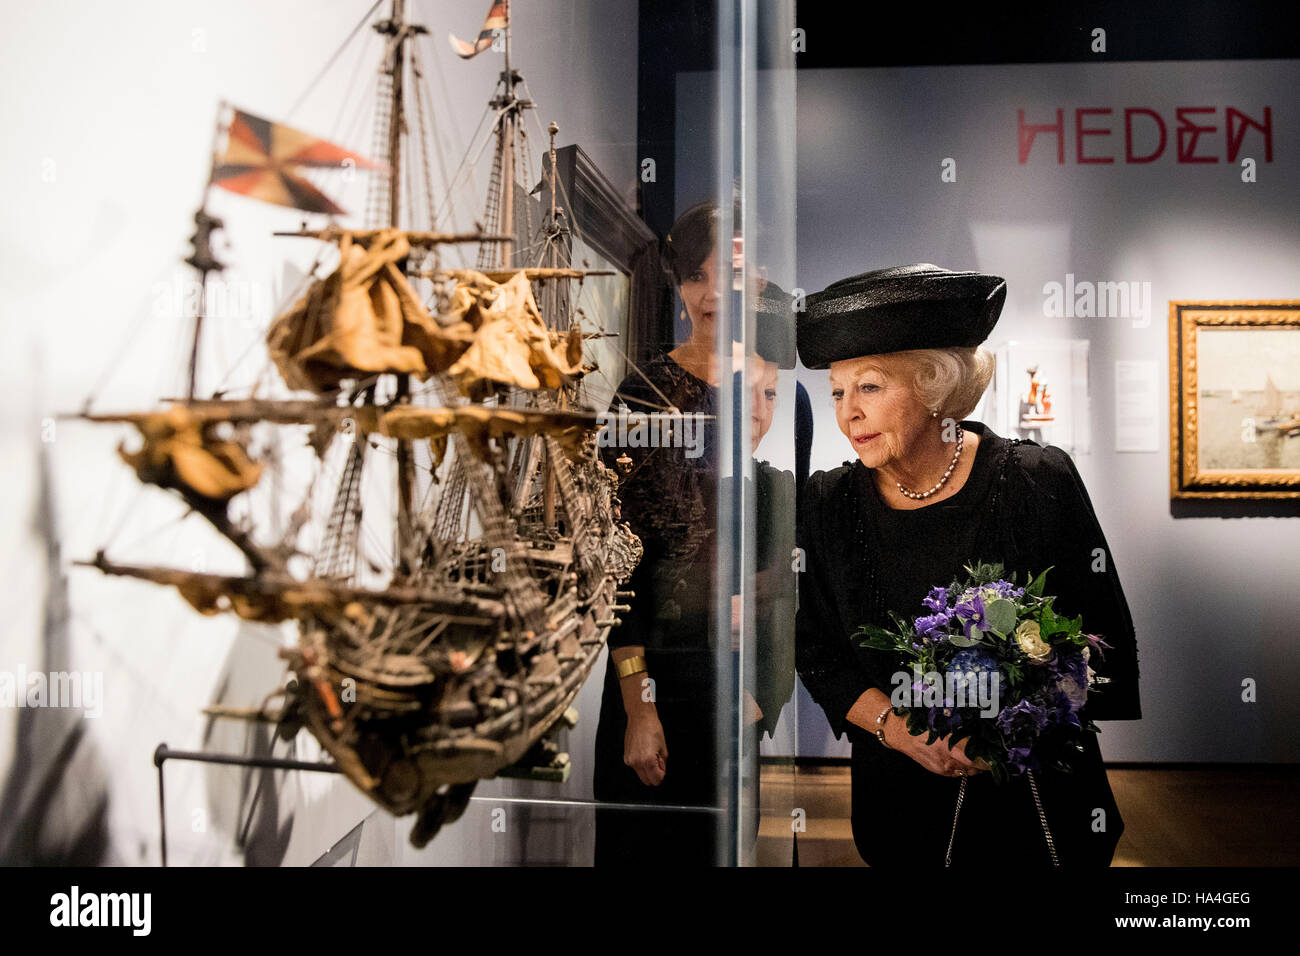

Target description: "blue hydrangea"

left=945, top=647, right=1001, bottom=703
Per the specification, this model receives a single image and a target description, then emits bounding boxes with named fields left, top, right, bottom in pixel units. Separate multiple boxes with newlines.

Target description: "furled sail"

left=116, top=404, right=262, bottom=503
left=381, top=404, right=596, bottom=458
left=267, top=228, right=475, bottom=392
left=444, top=269, right=585, bottom=394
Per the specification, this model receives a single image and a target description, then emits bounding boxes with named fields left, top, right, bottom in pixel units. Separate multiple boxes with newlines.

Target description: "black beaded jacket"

left=796, top=422, right=1142, bottom=740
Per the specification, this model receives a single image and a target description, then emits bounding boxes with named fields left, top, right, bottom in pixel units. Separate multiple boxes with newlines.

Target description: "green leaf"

left=856, top=623, right=905, bottom=650
left=1037, top=604, right=1069, bottom=637
left=983, top=598, right=1017, bottom=637
left=947, top=632, right=980, bottom=647
left=1025, top=566, right=1053, bottom=598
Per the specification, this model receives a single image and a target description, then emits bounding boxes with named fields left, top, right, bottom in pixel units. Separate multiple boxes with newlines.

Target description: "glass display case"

left=16, top=0, right=799, bottom=868
left=988, top=339, right=1092, bottom=456
left=9, top=0, right=1297, bottom=881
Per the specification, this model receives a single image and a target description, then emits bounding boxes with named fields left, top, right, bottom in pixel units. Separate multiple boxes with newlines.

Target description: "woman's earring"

left=680, top=309, right=686, bottom=321
left=931, top=409, right=939, bottom=418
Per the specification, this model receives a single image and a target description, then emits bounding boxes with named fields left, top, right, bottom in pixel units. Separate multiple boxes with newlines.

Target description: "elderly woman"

left=794, top=264, right=1141, bottom=867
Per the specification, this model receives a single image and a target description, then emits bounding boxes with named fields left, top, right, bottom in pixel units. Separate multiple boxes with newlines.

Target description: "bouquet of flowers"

left=856, top=561, right=1109, bottom=784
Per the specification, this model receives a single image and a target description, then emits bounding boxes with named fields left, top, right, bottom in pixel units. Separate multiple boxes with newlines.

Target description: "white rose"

left=1014, top=619, right=1053, bottom=662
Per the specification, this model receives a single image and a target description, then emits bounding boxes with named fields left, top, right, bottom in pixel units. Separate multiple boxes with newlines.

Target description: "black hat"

left=796, top=264, right=1006, bottom=369
left=754, top=279, right=796, bottom=369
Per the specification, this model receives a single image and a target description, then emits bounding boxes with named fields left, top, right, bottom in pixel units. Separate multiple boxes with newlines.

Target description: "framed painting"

left=1169, top=301, right=1300, bottom=499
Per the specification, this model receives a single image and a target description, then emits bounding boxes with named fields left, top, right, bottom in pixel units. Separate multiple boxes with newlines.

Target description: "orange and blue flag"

left=211, top=107, right=381, bottom=215
left=449, top=1, right=507, bottom=59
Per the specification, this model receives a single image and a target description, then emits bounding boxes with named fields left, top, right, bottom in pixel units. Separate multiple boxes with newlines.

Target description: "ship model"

left=70, top=0, right=642, bottom=846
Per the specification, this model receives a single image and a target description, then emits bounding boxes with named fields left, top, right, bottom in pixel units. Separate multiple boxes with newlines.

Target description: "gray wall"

left=786, top=61, right=1300, bottom=762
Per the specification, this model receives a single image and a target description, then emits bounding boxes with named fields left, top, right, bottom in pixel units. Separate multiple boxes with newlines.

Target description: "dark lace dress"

left=796, top=421, right=1142, bottom=867
left=592, top=354, right=722, bottom=865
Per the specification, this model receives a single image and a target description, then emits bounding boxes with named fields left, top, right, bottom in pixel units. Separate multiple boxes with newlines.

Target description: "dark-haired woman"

left=591, top=199, right=797, bottom=864
left=592, top=201, right=726, bottom=865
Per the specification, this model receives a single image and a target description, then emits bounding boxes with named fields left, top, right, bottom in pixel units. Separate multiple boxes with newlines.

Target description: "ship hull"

left=290, top=569, right=625, bottom=842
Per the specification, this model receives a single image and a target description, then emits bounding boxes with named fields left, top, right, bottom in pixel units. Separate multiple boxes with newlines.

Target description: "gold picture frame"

left=1169, top=300, right=1300, bottom=499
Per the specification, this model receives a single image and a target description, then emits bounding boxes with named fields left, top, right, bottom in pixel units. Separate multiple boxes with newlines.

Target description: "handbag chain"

left=944, top=771, right=1061, bottom=867
left=1027, top=771, right=1060, bottom=867
left=943, top=777, right=967, bottom=867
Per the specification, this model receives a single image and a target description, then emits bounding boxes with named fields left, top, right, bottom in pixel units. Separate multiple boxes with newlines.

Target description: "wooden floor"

left=752, top=764, right=1300, bottom=866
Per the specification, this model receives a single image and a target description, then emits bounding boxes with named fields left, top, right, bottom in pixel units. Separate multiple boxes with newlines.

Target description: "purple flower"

left=987, top=579, right=1025, bottom=599
left=1081, top=631, right=1112, bottom=658
left=1006, top=747, right=1038, bottom=774
left=928, top=707, right=963, bottom=733
left=954, top=591, right=987, bottom=638
left=913, top=611, right=952, bottom=641
left=922, top=586, right=952, bottom=612
left=1049, top=688, right=1083, bottom=730
left=1058, top=649, right=1088, bottom=689
left=995, top=699, right=1050, bottom=737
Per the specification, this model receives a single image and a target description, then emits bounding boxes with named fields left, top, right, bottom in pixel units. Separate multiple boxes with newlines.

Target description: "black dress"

left=734, top=459, right=798, bottom=855
left=750, top=460, right=797, bottom=740
left=795, top=421, right=1141, bottom=868
left=592, top=354, right=722, bottom=865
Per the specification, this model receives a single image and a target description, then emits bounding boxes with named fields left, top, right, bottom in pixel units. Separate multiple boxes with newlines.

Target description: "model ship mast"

left=376, top=0, right=421, bottom=577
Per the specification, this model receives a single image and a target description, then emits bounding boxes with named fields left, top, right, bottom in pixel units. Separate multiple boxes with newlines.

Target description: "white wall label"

left=1115, top=360, right=1159, bottom=452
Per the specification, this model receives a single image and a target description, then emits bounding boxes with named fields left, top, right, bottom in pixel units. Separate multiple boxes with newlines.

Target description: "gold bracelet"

left=615, top=655, right=648, bottom=680
left=875, top=704, right=895, bottom=749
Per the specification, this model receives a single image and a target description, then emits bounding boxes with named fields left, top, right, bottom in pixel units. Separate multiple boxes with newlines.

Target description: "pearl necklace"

left=896, top=426, right=964, bottom=500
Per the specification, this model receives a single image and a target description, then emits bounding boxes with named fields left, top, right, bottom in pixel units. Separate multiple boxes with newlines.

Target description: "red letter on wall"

left=1176, top=108, right=1219, bottom=163
left=1124, top=108, right=1167, bottom=163
left=1226, top=107, right=1273, bottom=162
left=1018, top=109, right=1065, bottom=164
left=1076, top=108, right=1114, bottom=164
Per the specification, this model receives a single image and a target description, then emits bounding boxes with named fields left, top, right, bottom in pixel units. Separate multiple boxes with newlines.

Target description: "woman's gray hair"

left=895, top=346, right=996, bottom=420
